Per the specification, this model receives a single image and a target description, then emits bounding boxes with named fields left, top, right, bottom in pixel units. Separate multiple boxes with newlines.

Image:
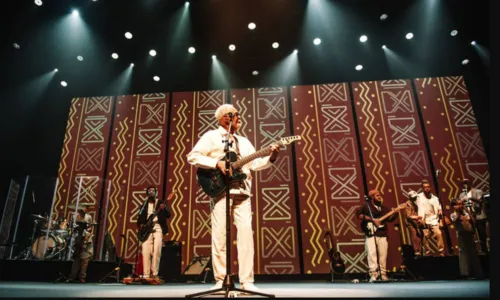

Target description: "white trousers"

left=365, top=236, right=388, bottom=277
left=141, top=223, right=163, bottom=277
left=211, top=194, right=254, bottom=284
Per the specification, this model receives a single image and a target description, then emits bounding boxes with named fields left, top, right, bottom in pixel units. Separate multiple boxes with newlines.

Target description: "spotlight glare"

left=406, top=32, right=414, bottom=39
left=380, top=14, right=388, bottom=20
left=54, top=68, right=58, bottom=72
left=382, top=45, right=387, bottom=49
left=313, top=38, right=321, bottom=45
left=185, top=1, right=189, bottom=6
left=34, top=0, right=42, bottom=6
left=125, top=32, right=133, bottom=39
left=229, top=44, right=236, bottom=51
left=360, top=35, right=368, bottom=42
left=77, top=56, right=83, bottom=61
left=13, top=43, right=20, bottom=49
left=212, top=55, right=216, bottom=59
left=248, top=22, right=256, bottom=30
left=188, top=47, right=196, bottom=53
left=111, top=53, right=119, bottom=59
left=462, top=59, right=469, bottom=65
left=293, top=49, right=298, bottom=54
left=61, top=81, right=68, bottom=87
left=72, top=10, right=79, bottom=16
left=153, top=76, right=160, bottom=82
left=252, top=70, right=259, bottom=76
left=272, top=42, right=279, bottom=49
left=130, top=63, right=134, bottom=67
left=471, top=41, right=476, bottom=45
left=450, top=30, right=458, bottom=36
left=149, top=49, right=157, bottom=57
left=355, top=65, right=363, bottom=71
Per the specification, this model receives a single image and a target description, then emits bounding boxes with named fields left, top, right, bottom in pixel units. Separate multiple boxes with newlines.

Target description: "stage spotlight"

left=112, top=53, right=119, bottom=59
left=406, top=33, right=414, bottom=39
left=313, top=38, right=321, bottom=45
left=212, top=55, right=216, bottom=59
left=462, top=59, right=469, bottom=65
left=149, top=49, right=157, bottom=57
left=450, top=30, right=458, bottom=36
left=252, top=70, right=259, bottom=76
left=380, top=14, right=388, bottom=20
left=13, top=43, right=20, bottom=49
left=72, top=10, right=79, bottom=16
left=153, top=76, right=160, bottom=82
left=130, top=63, right=134, bottom=67
left=382, top=45, right=387, bottom=49
left=185, top=1, right=189, bottom=6
left=272, top=42, right=279, bottom=49
left=360, top=35, right=368, bottom=42
left=293, top=49, right=298, bottom=54
left=125, top=32, right=133, bottom=39
left=229, top=44, right=236, bottom=51
left=471, top=41, right=476, bottom=45
left=77, top=56, right=83, bottom=61
left=54, top=68, right=58, bottom=72
left=188, top=47, right=196, bottom=53
left=35, top=0, right=42, bottom=6
left=355, top=65, right=363, bottom=71
left=248, top=22, right=256, bottom=30
left=61, top=81, right=68, bottom=87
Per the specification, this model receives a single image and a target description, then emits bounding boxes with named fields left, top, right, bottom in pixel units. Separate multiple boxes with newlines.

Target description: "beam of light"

left=263, top=50, right=301, bottom=86
left=107, top=64, right=133, bottom=95
left=472, top=43, right=490, bottom=68
left=382, top=46, right=421, bottom=78
left=167, top=2, right=192, bottom=58
left=210, top=57, right=233, bottom=89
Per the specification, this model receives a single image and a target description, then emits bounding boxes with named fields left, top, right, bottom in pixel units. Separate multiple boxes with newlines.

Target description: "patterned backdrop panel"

left=167, top=90, right=226, bottom=271
left=105, top=94, right=170, bottom=262
left=230, top=87, right=300, bottom=275
left=55, top=97, right=115, bottom=246
left=290, top=83, right=365, bottom=274
left=414, top=76, right=490, bottom=252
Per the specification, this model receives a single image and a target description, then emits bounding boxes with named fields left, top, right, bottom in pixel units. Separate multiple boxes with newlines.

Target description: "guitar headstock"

left=396, top=203, right=407, bottom=210
left=166, top=191, right=176, bottom=201
left=279, top=135, right=301, bottom=146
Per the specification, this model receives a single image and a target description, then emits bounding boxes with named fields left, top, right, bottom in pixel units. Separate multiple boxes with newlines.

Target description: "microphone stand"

left=365, top=196, right=382, bottom=281
left=461, top=183, right=482, bottom=247
left=186, top=115, right=274, bottom=298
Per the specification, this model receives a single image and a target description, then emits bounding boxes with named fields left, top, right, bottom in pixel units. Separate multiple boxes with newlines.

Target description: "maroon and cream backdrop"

left=56, top=76, right=489, bottom=274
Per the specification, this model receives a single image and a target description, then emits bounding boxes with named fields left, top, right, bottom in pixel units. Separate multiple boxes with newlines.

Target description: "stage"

left=0, top=280, right=490, bottom=298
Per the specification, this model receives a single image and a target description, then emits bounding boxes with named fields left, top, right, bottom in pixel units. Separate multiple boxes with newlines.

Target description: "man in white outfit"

left=417, top=180, right=445, bottom=256
left=187, top=104, right=280, bottom=292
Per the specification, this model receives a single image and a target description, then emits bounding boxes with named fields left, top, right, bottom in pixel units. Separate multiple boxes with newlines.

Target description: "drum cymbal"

left=31, top=214, right=47, bottom=220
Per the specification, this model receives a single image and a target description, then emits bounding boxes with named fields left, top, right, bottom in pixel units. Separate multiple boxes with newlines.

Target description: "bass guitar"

left=361, top=203, right=406, bottom=237
left=196, top=135, right=301, bottom=197
left=138, top=192, right=175, bottom=243
left=324, top=228, right=345, bottom=275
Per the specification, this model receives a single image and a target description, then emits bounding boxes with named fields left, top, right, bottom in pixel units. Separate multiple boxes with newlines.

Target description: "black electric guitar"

left=196, top=135, right=301, bottom=197
left=138, top=192, right=175, bottom=242
left=324, top=229, right=345, bottom=274
left=361, top=203, right=406, bottom=237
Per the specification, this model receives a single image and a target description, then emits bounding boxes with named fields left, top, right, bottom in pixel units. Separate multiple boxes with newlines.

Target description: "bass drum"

left=31, top=234, right=66, bottom=260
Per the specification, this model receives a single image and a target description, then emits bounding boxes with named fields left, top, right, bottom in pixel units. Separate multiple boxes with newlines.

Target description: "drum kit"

left=14, top=203, right=98, bottom=261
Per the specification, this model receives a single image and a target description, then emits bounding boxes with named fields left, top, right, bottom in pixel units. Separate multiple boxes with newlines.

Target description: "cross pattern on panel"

left=198, top=91, right=225, bottom=109
left=388, top=117, right=419, bottom=146
left=465, top=162, right=490, bottom=191
left=138, top=103, right=166, bottom=125
left=443, top=77, right=468, bottom=97
left=76, top=147, right=104, bottom=172
left=392, top=151, right=429, bottom=177
left=131, top=160, right=162, bottom=186
left=192, top=209, right=211, bottom=239
left=321, top=105, right=350, bottom=133
left=137, top=128, right=162, bottom=156
left=195, top=186, right=211, bottom=204
left=456, top=132, right=486, bottom=158
left=233, top=99, right=249, bottom=137
left=198, top=110, right=219, bottom=138
left=337, top=242, right=368, bottom=273
left=85, top=97, right=112, bottom=114
left=125, top=228, right=139, bottom=260
left=142, top=93, right=166, bottom=101
left=262, top=187, right=292, bottom=221
left=331, top=205, right=363, bottom=236
left=260, top=157, right=291, bottom=182
left=399, top=183, right=423, bottom=198
left=71, top=176, right=99, bottom=205
left=128, top=191, right=145, bottom=224
left=380, top=80, right=407, bottom=89
left=259, top=123, right=286, bottom=148
left=381, top=90, right=414, bottom=114
left=257, top=96, right=287, bottom=120
left=261, top=227, right=296, bottom=258
left=258, top=87, right=283, bottom=95
left=323, top=137, right=356, bottom=163
left=328, top=167, right=360, bottom=200
left=449, top=100, right=477, bottom=127
left=82, top=116, right=107, bottom=143
left=263, top=263, right=295, bottom=274
left=317, top=83, right=348, bottom=102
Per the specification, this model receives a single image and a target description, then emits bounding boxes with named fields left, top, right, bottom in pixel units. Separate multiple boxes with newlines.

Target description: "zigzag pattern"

left=440, top=148, right=460, bottom=203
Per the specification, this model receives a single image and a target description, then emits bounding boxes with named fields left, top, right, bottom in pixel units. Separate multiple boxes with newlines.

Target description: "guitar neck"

left=379, top=208, right=398, bottom=222
left=232, top=142, right=282, bottom=169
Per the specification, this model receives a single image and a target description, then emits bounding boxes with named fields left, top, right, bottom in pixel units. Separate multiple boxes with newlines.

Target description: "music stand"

left=185, top=114, right=274, bottom=298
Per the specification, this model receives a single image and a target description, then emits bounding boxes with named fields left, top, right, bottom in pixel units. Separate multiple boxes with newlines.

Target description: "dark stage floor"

left=0, top=280, right=489, bottom=298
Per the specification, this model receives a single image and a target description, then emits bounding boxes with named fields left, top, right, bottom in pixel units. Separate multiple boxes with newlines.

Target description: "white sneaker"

left=369, top=276, right=378, bottom=283
left=241, top=282, right=260, bottom=292
left=210, top=281, right=223, bottom=290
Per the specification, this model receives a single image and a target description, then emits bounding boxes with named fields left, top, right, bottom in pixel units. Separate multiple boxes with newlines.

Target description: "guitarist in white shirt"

left=136, top=186, right=172, bottom=281
left=356, top=189, right=399, bottom=282
left=416, top=180, right=445, bottom=257
left=187, top=104, right=280, bottom=292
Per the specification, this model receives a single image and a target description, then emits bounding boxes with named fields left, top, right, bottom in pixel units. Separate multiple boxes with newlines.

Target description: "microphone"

left=436, top=169, right=441, bottom=177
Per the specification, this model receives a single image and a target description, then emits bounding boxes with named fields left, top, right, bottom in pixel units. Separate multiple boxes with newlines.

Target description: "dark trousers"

left=408, top=225, right=423, bottom=255
left=70, top=256, right=92, bottom=281
left=475, top=219, right=488, bottom=253
left=458, top=232, right=484, bottom=279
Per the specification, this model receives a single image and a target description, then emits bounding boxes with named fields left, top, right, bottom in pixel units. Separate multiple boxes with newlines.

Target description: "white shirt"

left=187, top=126, right=273, bottom=197
left=416, top=192, right=442, bottom=226
left=147, top=199, right=159, bottom=222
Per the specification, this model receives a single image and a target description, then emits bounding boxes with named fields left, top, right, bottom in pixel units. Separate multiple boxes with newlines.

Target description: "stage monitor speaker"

left=184, top=256, right=211, bottom=275
left=158, top=241, right=182, bottom=282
